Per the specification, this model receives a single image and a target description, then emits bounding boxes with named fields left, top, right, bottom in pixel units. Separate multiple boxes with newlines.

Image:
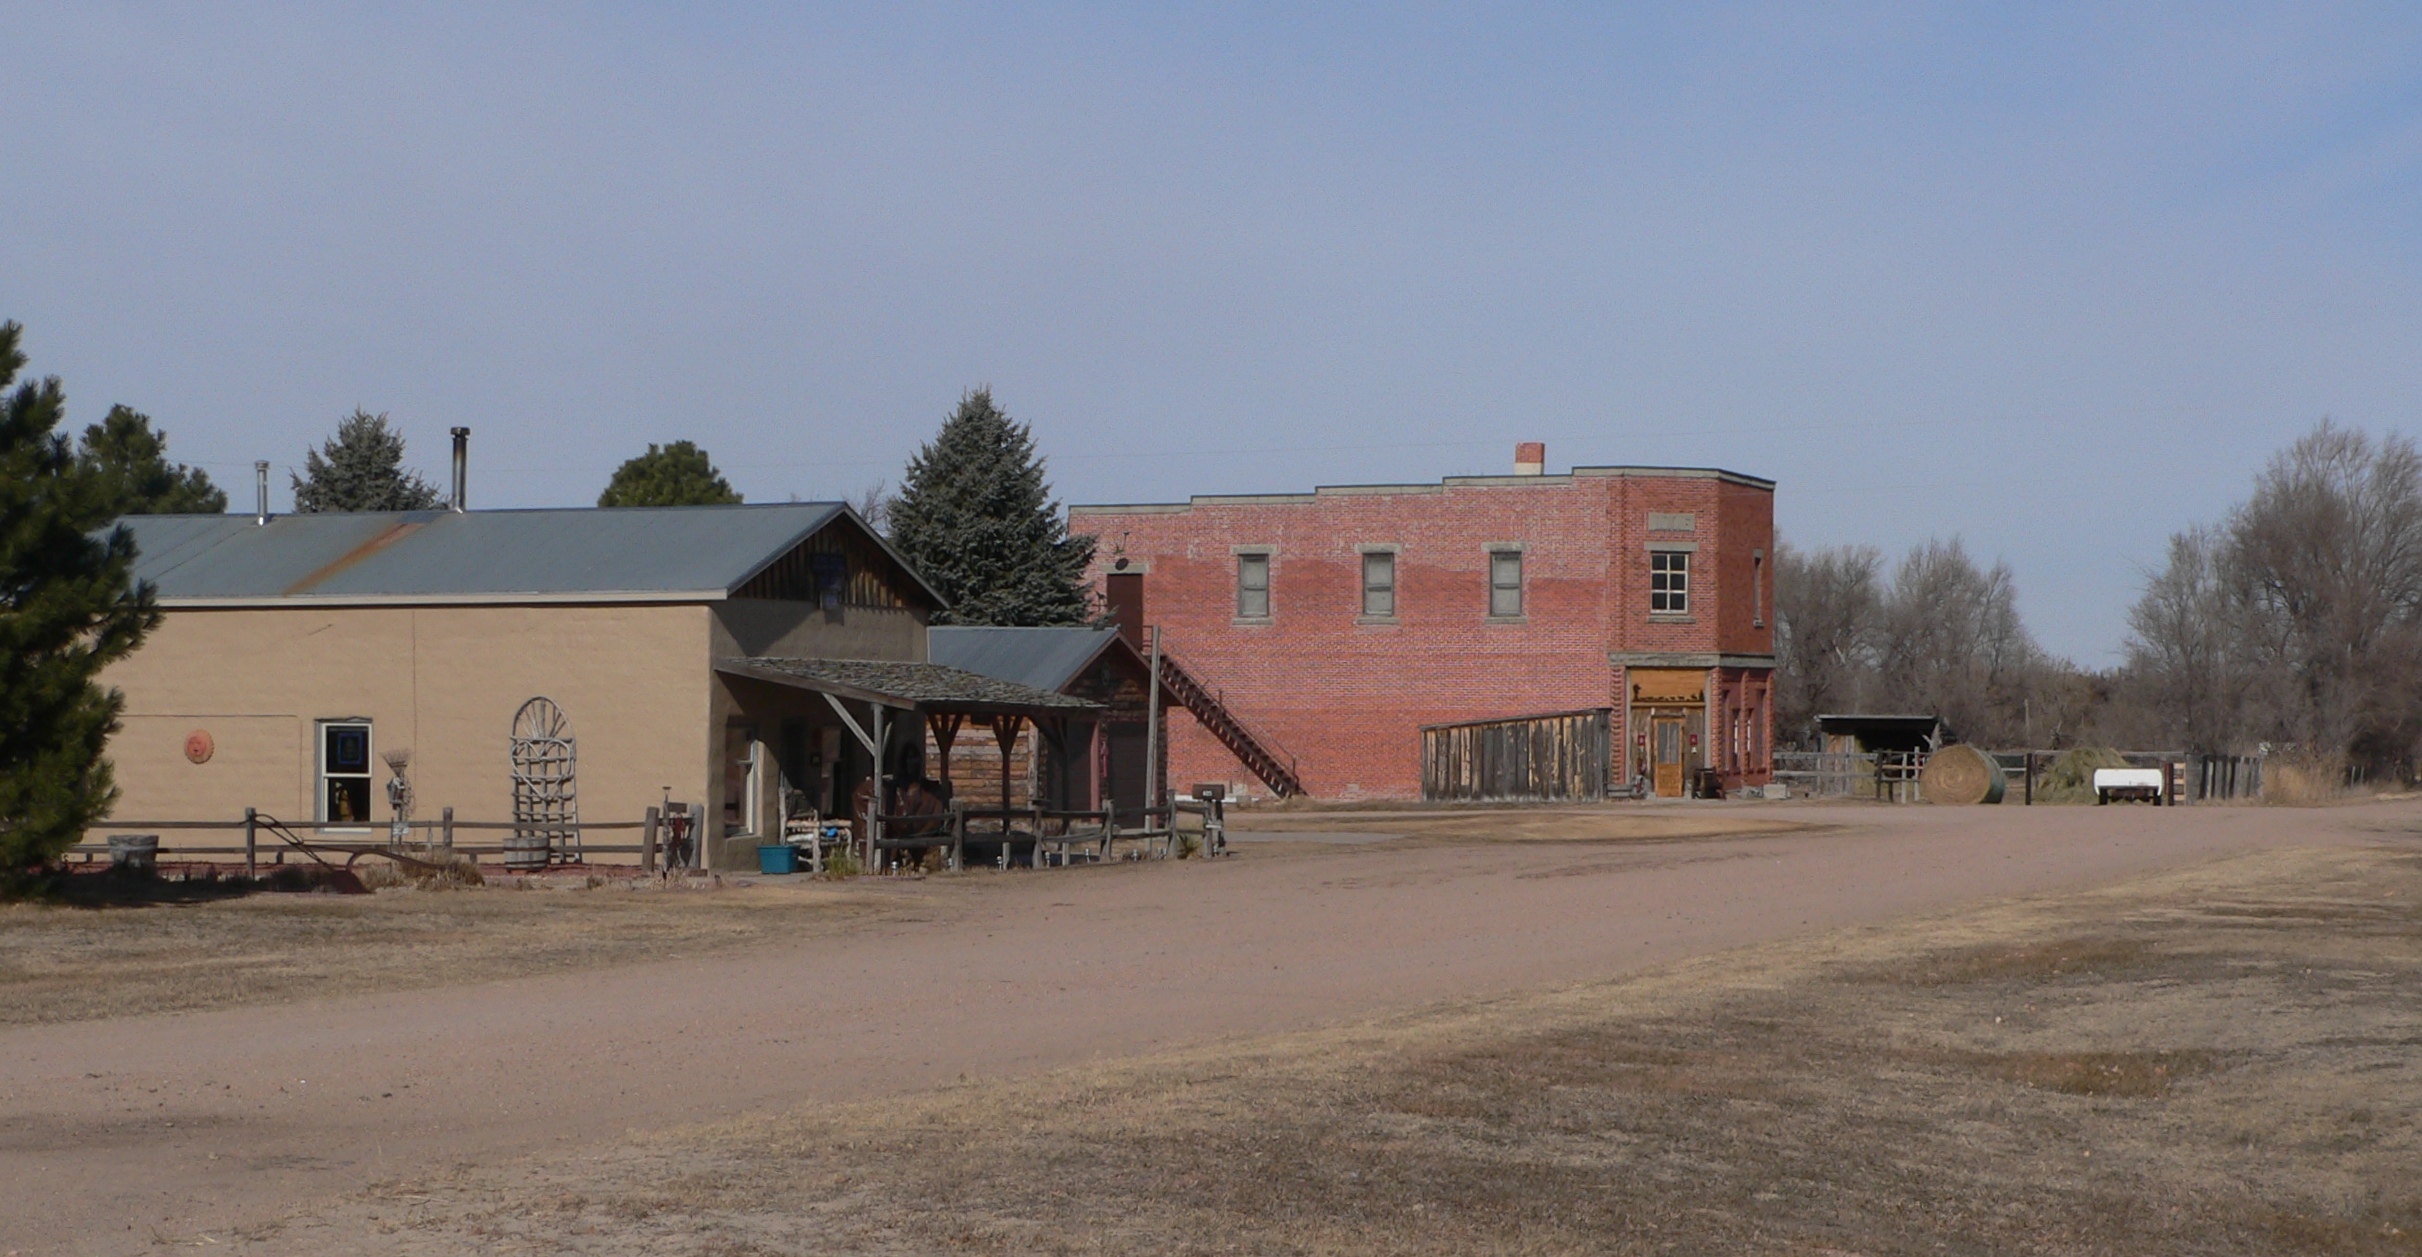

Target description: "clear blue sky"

left=5, top=5, right=2419, bottom=662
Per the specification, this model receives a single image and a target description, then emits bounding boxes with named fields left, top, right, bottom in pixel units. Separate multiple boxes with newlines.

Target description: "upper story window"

left=318, top=720, right=373, bottom=826
left=1650, top=551, right=1689, bottom=615
left=1361, top=551, right=1396, bottom=618
left=1489, top=549, right=1524, bottom=618
left=1236, top=552, right=1271, bottom=619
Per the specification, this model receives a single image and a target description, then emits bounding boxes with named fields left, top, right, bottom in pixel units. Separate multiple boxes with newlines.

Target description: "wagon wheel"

left=512, top=696, right=572, bottom=743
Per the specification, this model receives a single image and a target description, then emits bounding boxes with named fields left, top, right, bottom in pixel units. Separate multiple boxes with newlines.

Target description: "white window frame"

left=316, top=718, right=375, bottom=830
left=1649, top=549, right=1691, bottom=616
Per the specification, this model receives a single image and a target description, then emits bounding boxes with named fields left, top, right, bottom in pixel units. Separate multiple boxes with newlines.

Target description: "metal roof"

left=111, top=504, right=943, bottom=606
left=927, top=626, right=1126, bottom=693
left=719, top=657, right=1098, bottom=714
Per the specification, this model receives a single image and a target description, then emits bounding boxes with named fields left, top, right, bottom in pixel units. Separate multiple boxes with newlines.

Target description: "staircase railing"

left=1153, top=644, right=1306, bottom=798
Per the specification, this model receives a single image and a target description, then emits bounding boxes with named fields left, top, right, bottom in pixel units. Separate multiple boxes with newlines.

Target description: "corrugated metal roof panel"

left=927, top=626, right=1120, bottom=693
left=117, top=503, right=865, bottom=601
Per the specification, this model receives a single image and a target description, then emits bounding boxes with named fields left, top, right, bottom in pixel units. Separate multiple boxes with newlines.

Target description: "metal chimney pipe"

left=254, top=461, right=270, bottom=525
left=449, top=427, right=469, bottom=512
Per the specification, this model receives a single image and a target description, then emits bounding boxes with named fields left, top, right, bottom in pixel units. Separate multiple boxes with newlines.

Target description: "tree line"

left=1774, top=418, right=2422, bottom=783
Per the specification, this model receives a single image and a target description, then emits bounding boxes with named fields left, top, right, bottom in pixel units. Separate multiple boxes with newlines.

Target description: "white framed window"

left=723, top=724, right=761, bottom=838
left=1488, top=550, right=1524, bottom=618
left=1650, top=551, right=1689, bottom=614
left=1237, top=552, right=1271, bottom=619
left=317, top=720, right=374, bottom=827
left=1361, top=551, right=1396, bottom=618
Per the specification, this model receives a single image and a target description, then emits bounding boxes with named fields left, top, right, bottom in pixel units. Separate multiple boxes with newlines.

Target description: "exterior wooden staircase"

left=1155, top=646, right=1306, bottom=798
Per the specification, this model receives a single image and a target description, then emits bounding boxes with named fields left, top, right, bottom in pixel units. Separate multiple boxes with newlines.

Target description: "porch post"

left=869, top=702, right=885, bottom=871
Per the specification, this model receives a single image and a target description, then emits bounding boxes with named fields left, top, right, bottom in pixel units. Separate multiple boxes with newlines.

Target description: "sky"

left=5, top=4, right=2420, bottom=663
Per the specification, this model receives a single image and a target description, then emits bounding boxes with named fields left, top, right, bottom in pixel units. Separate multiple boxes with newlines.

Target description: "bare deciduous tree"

left=1773, top=542, right=1883, bottom=744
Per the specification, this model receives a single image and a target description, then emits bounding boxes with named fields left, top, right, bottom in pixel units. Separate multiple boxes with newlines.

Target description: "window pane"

left=1237, top=554, right=1269, bottom=618
left=326, top=777, right=369, bottom=824
left=1489, top=551, right=1522, bottom=616
left=325, top=725, right=369, bottom=774
left=1362, top=552, right=1394, bottom=617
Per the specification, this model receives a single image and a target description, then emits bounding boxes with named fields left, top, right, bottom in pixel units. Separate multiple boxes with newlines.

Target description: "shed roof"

left=927, top=626, right=1127, bottom=693
left=114, top=504, right=942, bottom=607
left=718, top=657, right=1098, bottom=715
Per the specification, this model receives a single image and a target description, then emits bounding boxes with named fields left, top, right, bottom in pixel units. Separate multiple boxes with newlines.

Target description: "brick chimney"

left=1514, top=442, right=1546, bottom=475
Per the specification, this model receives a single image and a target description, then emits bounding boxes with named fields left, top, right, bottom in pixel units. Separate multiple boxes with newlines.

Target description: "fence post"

left=2023, top=752, right=2035, bottom=806
left=642, top=806, right=660, bottom=874
left=244, top=806, right=257, bottom=880
left=440, top=805, right=455, bottom=849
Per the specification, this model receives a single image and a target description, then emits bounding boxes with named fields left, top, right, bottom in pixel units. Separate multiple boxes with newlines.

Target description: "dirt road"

left=3, top=801, right=2394, bottom=1252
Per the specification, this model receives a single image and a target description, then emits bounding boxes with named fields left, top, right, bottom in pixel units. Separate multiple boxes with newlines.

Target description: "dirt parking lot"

left=3, top=799, right=2412, bottom=1254
left=268, top=841, right=2422, bottom=1256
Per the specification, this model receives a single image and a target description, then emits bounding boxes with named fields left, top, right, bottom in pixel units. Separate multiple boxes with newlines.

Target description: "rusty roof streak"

left=281, top=519, right=427, bottom=595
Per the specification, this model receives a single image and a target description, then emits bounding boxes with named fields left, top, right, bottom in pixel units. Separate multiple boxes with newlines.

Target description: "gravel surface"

left=0, top=799, right=2390, bottom=1253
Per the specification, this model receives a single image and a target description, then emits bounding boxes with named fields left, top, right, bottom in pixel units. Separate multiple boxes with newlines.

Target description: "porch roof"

left=718, top=657, right=1100, bottom=717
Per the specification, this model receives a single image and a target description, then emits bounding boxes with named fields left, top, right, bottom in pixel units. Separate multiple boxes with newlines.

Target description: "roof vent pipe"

left=254, top=460, right=269, bottom=525
left=449, top=427, right=469, bottom=512
left=1514, top=442, right=1545, bottom=476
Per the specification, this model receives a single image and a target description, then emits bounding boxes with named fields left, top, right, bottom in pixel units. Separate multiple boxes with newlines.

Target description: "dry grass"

left=277, top=842, right=2422, bottom=1256
left=1229, top=802, right=1813, bottom=844
left=0, top=875, right=889, bottom=1026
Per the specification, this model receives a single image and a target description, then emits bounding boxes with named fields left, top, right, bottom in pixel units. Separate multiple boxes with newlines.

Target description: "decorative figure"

left=510, top=698, right=580, bottom=866
left=383, top=748, right=414, bottom=844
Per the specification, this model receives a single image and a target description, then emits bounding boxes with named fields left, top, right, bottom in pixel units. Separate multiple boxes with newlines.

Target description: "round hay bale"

left=1921, top=743, right=2006, bottom=805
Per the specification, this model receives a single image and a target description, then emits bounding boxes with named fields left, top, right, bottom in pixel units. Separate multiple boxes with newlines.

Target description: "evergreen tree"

left=597, top=441, right=743, bottom=507
left=0, top=323, right=161, bottom=875
left=291, top=410, right=443, bottom=512
left=888, top=388, right=1096, bottom=626
left=78, top=405, right=228, bottom=516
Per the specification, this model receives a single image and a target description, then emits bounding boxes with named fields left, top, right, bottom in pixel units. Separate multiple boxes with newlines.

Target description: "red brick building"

left=1070, top=446, right=1776, bottom=800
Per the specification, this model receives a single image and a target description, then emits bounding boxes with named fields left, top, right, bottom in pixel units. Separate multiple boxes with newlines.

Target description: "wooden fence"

left=1421, top=709, right=1613, bottom=802
left=68, top=807, right=655, bottom=877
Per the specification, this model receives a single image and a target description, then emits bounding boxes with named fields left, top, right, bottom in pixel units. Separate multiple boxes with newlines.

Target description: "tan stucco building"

left=102, top=503, right=1085, bottom=870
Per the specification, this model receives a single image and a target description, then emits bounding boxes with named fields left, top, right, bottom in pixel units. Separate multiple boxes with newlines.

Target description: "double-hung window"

left=1650, top=551, right=1689, bottom=615
left=1361, top=551, right=1396, bottom=618
left=1236, top=552, right=1271, bottom=619
left=318, top=720, right=374, bottom=826
left=1489, top=550, right=1523, bottom=618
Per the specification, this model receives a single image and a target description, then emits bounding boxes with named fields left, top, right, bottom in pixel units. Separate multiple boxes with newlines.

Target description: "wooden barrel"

left=1920, top=743, right=2006, bottom=805
left=502, top=830, right=552, bottom=871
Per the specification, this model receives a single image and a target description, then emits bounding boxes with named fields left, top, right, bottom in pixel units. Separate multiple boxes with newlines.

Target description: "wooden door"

left=1652, top=716, right=1686, bottom=798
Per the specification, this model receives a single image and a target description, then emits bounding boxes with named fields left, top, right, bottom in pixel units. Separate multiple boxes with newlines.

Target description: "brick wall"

left=1077, top=465, right=1774, bottom=799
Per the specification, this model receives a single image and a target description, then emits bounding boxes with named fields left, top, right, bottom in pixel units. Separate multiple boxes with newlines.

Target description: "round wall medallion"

left=184, top=730, right=215, bottom=765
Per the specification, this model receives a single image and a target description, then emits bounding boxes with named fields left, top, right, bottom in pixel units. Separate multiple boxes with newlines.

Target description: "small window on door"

left=1362, top=551, right=1396, bottom=618
left=1489, top=550, right=1523, bottom=617
left=1650, top=551, right=1689, bottom=614
left=318, top=720, right=373, bottom=826
left=1237, top=552, right=1271, bottom=619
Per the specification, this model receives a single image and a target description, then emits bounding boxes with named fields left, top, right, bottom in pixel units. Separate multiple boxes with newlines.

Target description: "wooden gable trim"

left=733, top=516, right=936, bottom=611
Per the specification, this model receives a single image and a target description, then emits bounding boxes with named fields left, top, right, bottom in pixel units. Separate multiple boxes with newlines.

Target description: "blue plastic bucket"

left=756, top=844, right=799, bottom=875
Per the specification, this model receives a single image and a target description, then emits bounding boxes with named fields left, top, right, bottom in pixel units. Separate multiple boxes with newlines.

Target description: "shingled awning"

left=718, top=657, right=1100, bottom=716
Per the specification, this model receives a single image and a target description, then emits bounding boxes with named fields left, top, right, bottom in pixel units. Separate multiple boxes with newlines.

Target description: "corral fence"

left=1421, top=708, right=1614, bottom=802
left=1779, top=749, right=2268, bottom=803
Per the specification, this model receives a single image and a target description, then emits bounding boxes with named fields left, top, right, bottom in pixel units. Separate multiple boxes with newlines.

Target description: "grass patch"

left=0, top=876, right=888, bottom=1026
